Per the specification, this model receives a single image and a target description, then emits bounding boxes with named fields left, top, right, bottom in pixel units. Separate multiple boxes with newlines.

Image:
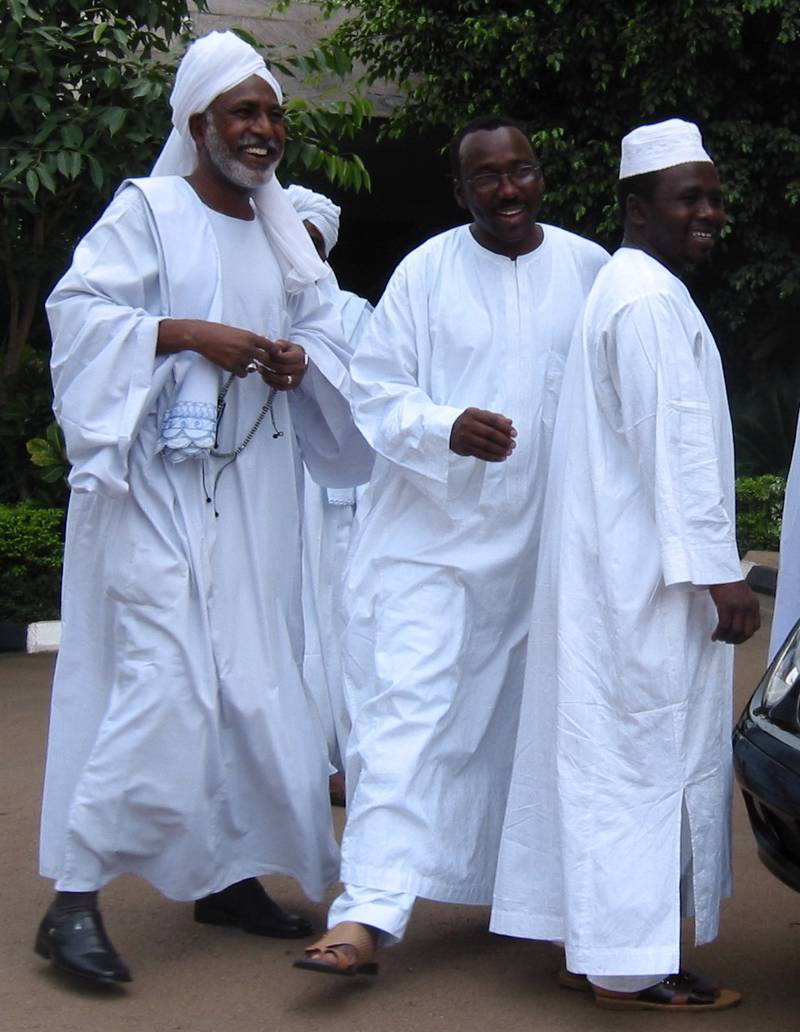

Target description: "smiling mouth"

left=497, top=206, right=526, bottom=217
left=239, top=142, right=278, bottom=160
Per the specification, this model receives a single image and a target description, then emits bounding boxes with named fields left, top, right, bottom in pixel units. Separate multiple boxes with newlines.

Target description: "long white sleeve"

left=606, top=292, right=741, bottom=587
left=47, top=189, right=177, bottom=497
left=349, top=260, right=463, bottom=507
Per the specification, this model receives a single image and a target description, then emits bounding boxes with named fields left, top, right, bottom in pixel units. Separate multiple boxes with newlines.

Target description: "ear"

left=453, top=178, right=468, bottom=212
left=625, top=192, right=648, bottom=228
left=188, top=112, right=206, bottom=150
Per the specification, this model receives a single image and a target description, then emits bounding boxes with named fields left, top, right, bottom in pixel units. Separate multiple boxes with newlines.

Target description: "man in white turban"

left=490, top=118, right=759, bottom=1011
left=286, top=183, right=341, bottom=262
left=285, top=185, right=373, bottom=803
left=35, top=30, right=372, bottom=986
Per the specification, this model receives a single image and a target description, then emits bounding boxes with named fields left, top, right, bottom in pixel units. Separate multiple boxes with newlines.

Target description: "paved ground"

left=2, top=594, right=800, bottom=1032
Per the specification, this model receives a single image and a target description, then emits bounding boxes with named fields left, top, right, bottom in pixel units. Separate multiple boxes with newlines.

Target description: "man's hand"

left=157, top=319, right=275, bottom=377
left=257, top=339, right=308, bottom=392
left=449, top=408, right=517, bottom=462
left=708, top=581, right=761, bottom=644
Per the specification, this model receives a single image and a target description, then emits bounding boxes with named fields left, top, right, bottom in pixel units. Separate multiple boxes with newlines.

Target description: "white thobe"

left=770, top=409, right=800, bottom=660
left=302, top=280, right=373, bottom=771
left=39, top=177, right=372, bottom=902
left=339, top=224, right=609, bottom=905
left=491, top=248, right=743, bottom=975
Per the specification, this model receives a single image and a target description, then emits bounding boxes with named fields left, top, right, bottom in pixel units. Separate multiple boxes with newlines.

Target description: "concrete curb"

left=26, top=620, right=61, bottom=652
left=0, top=620, right=61, bottom=654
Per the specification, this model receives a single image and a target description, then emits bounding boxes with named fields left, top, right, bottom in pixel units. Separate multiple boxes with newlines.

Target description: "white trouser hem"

left=328, top=884, right=416, bottom=947
left=589, top=973, right=667, bottom=992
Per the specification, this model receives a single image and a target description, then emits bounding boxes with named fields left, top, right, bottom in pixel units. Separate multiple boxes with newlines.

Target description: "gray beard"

left=204, top=119, right=273, bottom=190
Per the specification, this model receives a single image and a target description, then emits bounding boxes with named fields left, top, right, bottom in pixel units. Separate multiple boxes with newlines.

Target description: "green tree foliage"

left=321, top=0, right=800, bottom=461
left=1, top=0, right=200, bottom=502
left=1, top=1, right=372, bottom=504
left=736, top=473, right=786, bottom=554
left=268, top=36, right=373, bottom=191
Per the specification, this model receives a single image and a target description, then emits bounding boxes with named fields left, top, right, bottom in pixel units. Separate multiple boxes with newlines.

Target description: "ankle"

left=50, top=890, right=100, bottom=916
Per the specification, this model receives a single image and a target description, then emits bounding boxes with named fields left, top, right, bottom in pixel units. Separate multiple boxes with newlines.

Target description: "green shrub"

left=0, top=503, right=64, bottom=622
left=736, top=474, right=786, bottom=556
left=0, top=480, right=786, bottom=627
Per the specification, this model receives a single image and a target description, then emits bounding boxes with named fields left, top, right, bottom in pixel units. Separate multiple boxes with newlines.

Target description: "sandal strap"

left=304, top=921, right=375, bottom=965
left=637, top=980, right=716, bottom=1006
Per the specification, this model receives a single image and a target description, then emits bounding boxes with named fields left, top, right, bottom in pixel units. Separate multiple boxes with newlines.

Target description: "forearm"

left=156, top=318, right=210, bottom=357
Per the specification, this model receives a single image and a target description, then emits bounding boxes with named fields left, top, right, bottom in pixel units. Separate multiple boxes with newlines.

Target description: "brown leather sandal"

left=293, top=921, right=378, bottom=977
left=593, top=976, right=741, bottom=1011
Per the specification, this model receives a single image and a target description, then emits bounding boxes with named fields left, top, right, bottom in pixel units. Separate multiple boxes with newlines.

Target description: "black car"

left=734, top=618, right=800, bottom=892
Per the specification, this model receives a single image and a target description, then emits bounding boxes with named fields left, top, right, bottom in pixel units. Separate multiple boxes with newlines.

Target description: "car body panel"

left=733, top=618, right=800, bottom=892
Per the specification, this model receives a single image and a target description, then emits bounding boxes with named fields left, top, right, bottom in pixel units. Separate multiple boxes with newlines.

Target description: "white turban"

left=285, top=184, right=342, bottom=258
left=150, top=30, right=328, bottom=291
left=619, top=118, right=712, bottom=180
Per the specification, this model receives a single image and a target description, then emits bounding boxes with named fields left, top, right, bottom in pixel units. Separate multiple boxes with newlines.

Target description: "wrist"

left=157, top=318, right=202, bottom=357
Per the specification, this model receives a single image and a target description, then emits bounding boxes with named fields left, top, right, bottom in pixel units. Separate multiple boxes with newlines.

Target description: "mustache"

left=237, top=136, right=281, bottom=155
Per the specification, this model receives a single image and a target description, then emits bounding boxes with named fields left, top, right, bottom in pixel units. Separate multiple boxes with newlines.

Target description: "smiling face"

left=454, top=126, right=544, bottom=258
left=624, top=162, right=726, bottom=275
left=192, top=75, right=286, bottom=193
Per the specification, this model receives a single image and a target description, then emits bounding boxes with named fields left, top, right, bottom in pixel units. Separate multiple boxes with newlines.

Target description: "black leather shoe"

left=34, top=908, right=132, bottom=985
left=194, top=878, right=313, bottom=938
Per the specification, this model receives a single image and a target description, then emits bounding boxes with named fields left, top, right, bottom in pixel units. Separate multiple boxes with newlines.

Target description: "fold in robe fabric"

left=302, top=271, right=373, bottom=771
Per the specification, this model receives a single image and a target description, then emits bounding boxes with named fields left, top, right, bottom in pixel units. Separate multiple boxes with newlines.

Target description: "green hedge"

left=0, top=478, right=789, bottom=625
left=0, top=503, right=64, bottom=623
left=735, top=474, right=786, bottom=556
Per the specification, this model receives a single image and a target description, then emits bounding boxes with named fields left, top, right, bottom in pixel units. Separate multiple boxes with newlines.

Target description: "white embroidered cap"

left=619, top=118, right=712, bottom=180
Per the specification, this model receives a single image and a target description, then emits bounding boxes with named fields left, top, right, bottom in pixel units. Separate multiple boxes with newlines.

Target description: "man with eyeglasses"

left=295, top=114, right=609, bottom=976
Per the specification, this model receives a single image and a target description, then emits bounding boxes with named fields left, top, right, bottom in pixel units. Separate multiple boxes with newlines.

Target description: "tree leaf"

left=25, top=168, right=39, bottom=199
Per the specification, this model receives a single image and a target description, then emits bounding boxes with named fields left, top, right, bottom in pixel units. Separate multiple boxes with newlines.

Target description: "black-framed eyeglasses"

left=465, top=163, right=542, bottom=193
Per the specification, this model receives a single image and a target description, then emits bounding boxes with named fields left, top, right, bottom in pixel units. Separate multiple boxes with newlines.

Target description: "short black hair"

left=617, top=170, right=660, bottom=217
left=449, top=114, right=533, bottom=181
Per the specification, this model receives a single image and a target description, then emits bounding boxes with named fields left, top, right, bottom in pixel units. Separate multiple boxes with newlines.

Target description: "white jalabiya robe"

left=339, top=224, right=609, bottom=903
left=302, top=282, right=373, bottom=771
left=491, top=248, right=743, bottom=975
left=770, top=409, right=800, bottom=660
left=40, top=176, right=372, bottom=902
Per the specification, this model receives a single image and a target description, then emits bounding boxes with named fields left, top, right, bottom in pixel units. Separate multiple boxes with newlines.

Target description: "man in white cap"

left=34, top=30, right=372, bottom=986
left=285, top=183, right=373, bottom=802
left=294, top=114, right=609, bottom=977
left=490, top=118, right=759, bottom=1011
